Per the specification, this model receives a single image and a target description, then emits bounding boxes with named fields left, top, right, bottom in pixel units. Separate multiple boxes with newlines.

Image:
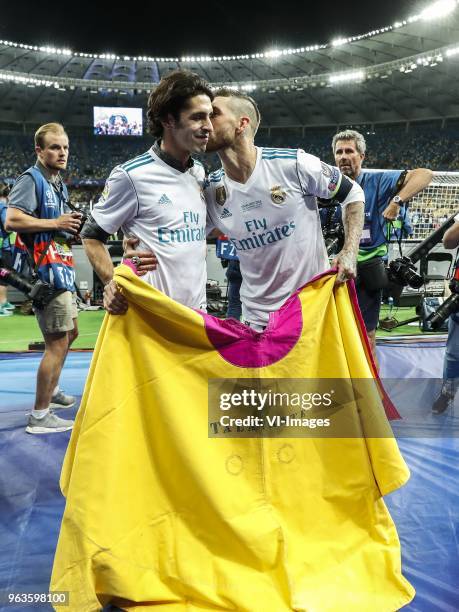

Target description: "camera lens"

left=428, top=294, right=459, bottom=330
left=404, top=269, right=424, bottom=289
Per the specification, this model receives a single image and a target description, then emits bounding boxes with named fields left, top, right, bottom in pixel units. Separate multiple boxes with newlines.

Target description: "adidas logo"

left=158, top=193, right=172, bottom=205
left=220, top=207, right=232, bottom=218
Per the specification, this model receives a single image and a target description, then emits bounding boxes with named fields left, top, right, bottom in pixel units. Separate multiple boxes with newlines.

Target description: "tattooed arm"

left=332, top=201, right=364, bottom=284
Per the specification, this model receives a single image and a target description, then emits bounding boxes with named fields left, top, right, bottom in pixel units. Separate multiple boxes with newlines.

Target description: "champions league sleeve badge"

left=270, top=185, right=287, bottom=204
left=321, top=162, right=332, bottom=177
left=100, top=182, right=110, bottom=204
left=215, top=186, right=227, bottom=207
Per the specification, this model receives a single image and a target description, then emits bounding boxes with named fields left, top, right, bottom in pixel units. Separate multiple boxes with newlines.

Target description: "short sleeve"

left=296, top=150, right=364, bottom=208
left=7, top=174, right=38, bottom=215
left=91, top=166, right=139, bottom=235
left=378, top=171, right=404, bottom=205
left=297, top=150, right=346, bottom=199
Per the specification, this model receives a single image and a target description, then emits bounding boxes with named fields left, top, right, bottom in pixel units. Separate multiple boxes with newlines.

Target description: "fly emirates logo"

left=229, top=217, right=296, bottom=252
left=158, top=211, right=206, bottom=244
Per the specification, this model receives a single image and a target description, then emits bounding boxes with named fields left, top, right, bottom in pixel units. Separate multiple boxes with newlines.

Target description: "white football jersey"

left=205, top=147, right=364, bottom=326
left=92, top=148, right=207, bottom=309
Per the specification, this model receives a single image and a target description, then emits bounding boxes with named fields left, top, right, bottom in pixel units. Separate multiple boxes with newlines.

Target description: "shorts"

left=355, top=281, right=382, bottom=333
left=0, top=249, right=13, bottom=286
left=34, top=291, right=78, bottom=335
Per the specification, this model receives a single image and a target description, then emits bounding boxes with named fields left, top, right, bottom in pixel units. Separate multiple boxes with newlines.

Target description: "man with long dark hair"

left=81, top=70, right=214, bottom=312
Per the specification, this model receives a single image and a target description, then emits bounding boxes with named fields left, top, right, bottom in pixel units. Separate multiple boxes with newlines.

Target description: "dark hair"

left=213, top=87, right=261, bottom=132
left=147, top=70, right=214, bottom=137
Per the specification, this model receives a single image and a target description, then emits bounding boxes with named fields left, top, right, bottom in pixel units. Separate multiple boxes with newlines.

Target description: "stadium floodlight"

left=446, top=45, right=459, bottom=56
left=241, top=84, right=257, bottom=92
left=329, top=70, right=365, bottom=84
left=265, top=50, right=282, bottom=59
left=421, top=0, right=457, bottom=20
left=332, top=38, right=348, bottom=47
left=0, top=72, right=58, bottom=88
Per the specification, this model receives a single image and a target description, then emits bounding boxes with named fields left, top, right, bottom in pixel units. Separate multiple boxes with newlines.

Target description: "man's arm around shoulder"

left=80, top=217, right=128, bottom=314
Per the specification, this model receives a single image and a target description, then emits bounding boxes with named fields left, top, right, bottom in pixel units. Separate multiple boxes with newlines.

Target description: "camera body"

left=0, top=266, right=65, bottom=309
left=387, top=256, right=424, bottom=290
left=318, top=198, right=345, bottom=257
left=67, top=203, right=87, bottom=235
left=324, top=223, right=345, bottom=257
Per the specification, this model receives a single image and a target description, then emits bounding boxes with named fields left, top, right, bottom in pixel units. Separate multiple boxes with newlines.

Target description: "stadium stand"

left=1, top=122, right=458, bottom=185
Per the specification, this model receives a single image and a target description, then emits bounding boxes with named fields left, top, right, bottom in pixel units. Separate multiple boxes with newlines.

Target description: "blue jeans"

left=226, top=260, right=242, bottom=321
left=444, top=313, right=459, bottom=380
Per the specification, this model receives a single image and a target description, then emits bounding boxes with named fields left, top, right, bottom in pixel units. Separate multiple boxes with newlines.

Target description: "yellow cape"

left=51, top=265, right=414, bottom=611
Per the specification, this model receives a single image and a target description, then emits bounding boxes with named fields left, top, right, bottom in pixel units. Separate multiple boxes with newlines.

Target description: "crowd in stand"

left=0, top=122, right=458, bottom=236
left=255, top=126, right=459, bottom=171
left=1, top=125, right=458, bottom=185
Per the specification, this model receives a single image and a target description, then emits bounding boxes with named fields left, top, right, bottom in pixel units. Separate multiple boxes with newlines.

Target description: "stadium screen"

left=93, top=106, right=143, bottom=136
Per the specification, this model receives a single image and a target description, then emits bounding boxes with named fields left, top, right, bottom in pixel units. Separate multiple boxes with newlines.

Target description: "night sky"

left=1, top=0, right=419, bottom=57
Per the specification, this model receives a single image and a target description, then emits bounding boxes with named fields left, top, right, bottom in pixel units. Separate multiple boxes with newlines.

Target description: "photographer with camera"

left=5, top=123, right=82, bottom=434
left=432, top=215, right=459, bottom=414
left=332, top=129, right=433, bottom=365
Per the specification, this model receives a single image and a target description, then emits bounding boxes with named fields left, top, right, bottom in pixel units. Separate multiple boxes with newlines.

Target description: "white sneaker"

left=50, top=387, right=76, bottom=409
left=26, top=410, right=74, bottom=434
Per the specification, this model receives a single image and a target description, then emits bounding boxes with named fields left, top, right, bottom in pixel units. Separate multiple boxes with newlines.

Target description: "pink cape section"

left=201, top=268, right=401, bottom=420
left=201, top=291, right=303, bottom=369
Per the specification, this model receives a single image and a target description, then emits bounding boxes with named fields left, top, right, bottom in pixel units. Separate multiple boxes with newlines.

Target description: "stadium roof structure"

left=0, top=2, right=458, bottom=128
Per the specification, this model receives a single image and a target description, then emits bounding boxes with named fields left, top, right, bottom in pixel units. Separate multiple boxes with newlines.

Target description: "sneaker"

left=432, top=393, right=451, bottom=415
left=50, top=387, right=76, bottom=409
left=0, top=306, right=13, bottom=317
left=2, top=301, right=15, bottom=311
left=26, top=411, right=74, bottom=434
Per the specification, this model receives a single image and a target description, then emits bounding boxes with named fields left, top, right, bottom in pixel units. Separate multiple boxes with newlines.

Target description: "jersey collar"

left=152, top=139, right=194, bottom=173
left=223, top=146, right=261, bottom=189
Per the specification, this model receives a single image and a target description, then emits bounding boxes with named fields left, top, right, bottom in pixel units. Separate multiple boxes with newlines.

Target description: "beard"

left=205, top=131, right=234, bottom=153
left=338, top=165, right=356, bottom=180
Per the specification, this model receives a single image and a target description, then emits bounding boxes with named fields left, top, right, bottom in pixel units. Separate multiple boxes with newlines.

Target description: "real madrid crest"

left=270, top=185, right=287, bottom=205
left=215, top=186, right=227, bottom=207
left=101, top=182, right=110, bottom=203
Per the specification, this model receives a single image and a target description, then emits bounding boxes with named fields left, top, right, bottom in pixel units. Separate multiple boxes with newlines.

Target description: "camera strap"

left=34, top=237, right=54, bottom=271
left=451, top=248, right=459, bottom=278
left=22, top=235, right=54, bottom=278
left=375, top=169, right=410, bottom=252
